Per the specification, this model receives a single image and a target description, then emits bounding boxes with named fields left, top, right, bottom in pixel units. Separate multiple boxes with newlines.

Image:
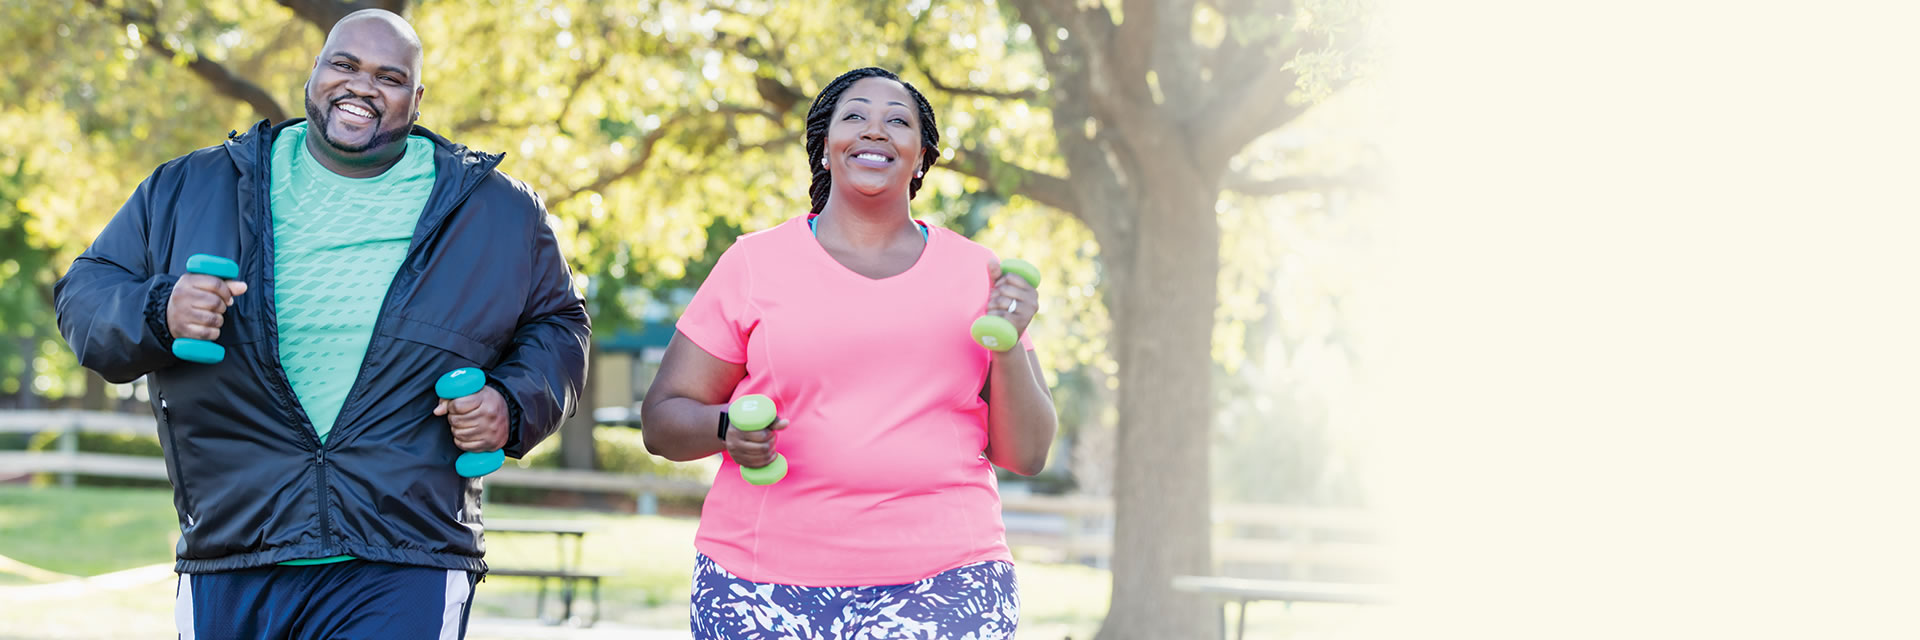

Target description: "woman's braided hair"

left=804, top=67, right=940, bottom=214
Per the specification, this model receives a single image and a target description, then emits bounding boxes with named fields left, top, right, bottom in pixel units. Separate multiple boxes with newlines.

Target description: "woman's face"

left=824, top=77, right=924, bottom=200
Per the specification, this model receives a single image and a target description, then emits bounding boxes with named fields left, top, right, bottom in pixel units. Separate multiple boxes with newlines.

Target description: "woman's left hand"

left=986, top=258, right=1040, bottom=340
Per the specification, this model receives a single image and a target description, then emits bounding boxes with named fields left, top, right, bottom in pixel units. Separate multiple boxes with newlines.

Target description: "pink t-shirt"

left=676, top=214, right=1032, bottom=586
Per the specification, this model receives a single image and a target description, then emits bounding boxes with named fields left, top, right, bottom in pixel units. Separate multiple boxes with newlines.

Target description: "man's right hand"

left=167, top=275, right=249, bottom=341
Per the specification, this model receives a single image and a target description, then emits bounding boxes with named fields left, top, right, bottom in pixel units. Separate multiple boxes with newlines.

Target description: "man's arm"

left=54, top=169, right=180, bottom=383
left=487, top=197, right=591, bottom=457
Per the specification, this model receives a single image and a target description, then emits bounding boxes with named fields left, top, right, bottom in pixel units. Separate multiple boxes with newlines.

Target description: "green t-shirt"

left=268, top=125, right=434, bottom=566
left=269, top=123, right=435, bottom=442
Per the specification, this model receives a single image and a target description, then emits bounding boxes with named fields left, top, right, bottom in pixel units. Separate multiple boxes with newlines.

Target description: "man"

left=52, top=9, right=589, bottom=638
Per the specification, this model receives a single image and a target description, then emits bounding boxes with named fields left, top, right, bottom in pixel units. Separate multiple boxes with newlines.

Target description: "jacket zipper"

left=326, top=154, right=498, bottom=446
left=244, top=127, right=334, bottom=546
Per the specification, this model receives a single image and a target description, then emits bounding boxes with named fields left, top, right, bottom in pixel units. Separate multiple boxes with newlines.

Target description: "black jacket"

left=53, top=119, right=591, bottom=573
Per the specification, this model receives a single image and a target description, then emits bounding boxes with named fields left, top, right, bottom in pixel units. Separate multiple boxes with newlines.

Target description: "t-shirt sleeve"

left=675, top=241, right=756, bottom=364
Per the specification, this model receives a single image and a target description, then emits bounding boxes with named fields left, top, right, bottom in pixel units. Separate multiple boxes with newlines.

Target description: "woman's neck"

left=815, top=198, right=919, bottom=251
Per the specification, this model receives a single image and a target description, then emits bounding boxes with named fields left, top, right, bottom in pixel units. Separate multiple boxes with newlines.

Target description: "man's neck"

left=304, top=133, right=406, bottom=179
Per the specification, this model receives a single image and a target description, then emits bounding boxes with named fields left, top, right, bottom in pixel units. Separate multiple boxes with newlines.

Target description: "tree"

left=904, top=2, right=1371, bottom=636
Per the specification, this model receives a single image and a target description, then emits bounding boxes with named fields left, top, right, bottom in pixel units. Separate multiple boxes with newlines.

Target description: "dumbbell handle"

left=171, top=254, right=241, bottom=364
left=437, top=368, right=506, bottom=478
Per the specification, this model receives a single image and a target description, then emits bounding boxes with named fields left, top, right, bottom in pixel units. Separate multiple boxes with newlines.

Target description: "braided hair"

left=804, top=67, right=940, bottom=214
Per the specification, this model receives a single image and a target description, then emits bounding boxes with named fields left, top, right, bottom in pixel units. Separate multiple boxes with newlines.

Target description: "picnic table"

left=1173, top=576, right=1392, bottom=640
left=486, top=519, right=617, bottom=627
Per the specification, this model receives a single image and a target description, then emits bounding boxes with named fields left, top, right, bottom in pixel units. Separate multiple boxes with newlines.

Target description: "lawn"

left=0, top=485, right=1377, bottom=639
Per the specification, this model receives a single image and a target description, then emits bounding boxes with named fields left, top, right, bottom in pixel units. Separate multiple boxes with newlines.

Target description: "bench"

left=485, top=567, right=616, bottom=626
left=485, top=519, right=617, bottom=627
left=1173, top=576, right=1391, bottom=640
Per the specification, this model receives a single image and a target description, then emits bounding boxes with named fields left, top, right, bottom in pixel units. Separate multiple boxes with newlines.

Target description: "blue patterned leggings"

left=689, top=553, right=1020, bottom=639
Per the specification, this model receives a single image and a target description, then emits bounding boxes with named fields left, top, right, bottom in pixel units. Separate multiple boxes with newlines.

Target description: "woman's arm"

left=640, top=332, right=789, bottom=468
left=978, top=260, right=1058, bottom=475
left=640, top=333, right=747, bottom=462
left=983, top=347, right=1057, bottom=475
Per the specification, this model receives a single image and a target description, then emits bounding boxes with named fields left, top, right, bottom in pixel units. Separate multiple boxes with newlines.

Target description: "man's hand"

left=167, top=274, right=248, bottom=341
left=435, top=385, right=510, bottom=452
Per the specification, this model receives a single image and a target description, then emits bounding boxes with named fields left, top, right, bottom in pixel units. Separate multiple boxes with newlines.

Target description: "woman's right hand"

left=725, top=417, right=790, bottom=469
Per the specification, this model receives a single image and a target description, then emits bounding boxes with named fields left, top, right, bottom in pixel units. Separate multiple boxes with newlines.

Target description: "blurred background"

left=1, top=0, right=1388, bottom=638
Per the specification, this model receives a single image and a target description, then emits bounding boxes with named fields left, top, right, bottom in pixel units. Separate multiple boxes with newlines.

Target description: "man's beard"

left=305, top=96, right=412, bottom=153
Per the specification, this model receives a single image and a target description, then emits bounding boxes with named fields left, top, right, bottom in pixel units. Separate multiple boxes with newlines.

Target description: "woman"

left=641, top=66, right=1057, bottom=639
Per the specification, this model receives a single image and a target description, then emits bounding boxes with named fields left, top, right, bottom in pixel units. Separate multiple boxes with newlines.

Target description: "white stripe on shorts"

left=175, top=574, right=195, bottom=640
left=440, top=569, right=471, bottom=640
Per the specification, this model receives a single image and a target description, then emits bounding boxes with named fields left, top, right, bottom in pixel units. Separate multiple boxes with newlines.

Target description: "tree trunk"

left=1095, top=177, right=1222, bottom=640
left=83, top=370, right=110, bottom=411
left=559, top=341, right=599, bottom=470
left=15, top=337, right=39, bottom=409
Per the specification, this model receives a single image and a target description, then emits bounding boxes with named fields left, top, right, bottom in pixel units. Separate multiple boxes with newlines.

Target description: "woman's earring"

left=821, top=158, right=829, bottom=169
left=915, top=170, right=924, bottom=178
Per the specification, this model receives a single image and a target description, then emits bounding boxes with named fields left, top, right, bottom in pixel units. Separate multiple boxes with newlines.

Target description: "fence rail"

left=1, top=410, right=1383, bottom=578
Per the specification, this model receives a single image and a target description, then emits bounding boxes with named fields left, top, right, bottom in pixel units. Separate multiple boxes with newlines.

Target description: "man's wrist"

left=484, top=379, right=523, bottom=450
left=146, top=277, right=177, bottom=346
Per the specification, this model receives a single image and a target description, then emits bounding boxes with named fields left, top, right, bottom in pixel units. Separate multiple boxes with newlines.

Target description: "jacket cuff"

left=485, top=378, right=525, bottom=452
left=145, top=278, right=176, bottom=348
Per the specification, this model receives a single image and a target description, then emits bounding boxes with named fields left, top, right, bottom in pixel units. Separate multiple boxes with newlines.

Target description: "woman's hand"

left=725, top=417, right=790, bottom=469
left=986, top=259, right=1040, bottom=339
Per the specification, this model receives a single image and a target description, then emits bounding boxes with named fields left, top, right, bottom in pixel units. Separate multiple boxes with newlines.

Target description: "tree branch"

left=903, top=16, right=1040, bottom=102
left=553, top=55, right=611, bottom=129
left=1003, top=0, right=1132, bottom=251
left=545, top=120, right=678, bottom=209
left=742, top=131, right=802, bottom=153
left=1150, top=0, right=1206, bottom=118
left=1193, top=55, right=1316, bottom=170
left=275, top=0, right=411, bottom=31
left=1113, top=0, right=1156, bottom=93
left=710, top=103, right=785, bottom=125
left=89, top=0, right=290, bottom=122
left=450, top=54, right=615, bottom=135
left=943, top=146, right=1082, bottom=216
left=545, top=105, right=788, bottom=209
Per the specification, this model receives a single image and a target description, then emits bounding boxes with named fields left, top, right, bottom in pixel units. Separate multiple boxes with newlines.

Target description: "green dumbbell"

left=728, top=394, right=787, bottom=485
left=970, top=258, right=1041, bottom=352
left=171, top=254, right=241, bottom=364
left=437, top=367, right=506, bottom=478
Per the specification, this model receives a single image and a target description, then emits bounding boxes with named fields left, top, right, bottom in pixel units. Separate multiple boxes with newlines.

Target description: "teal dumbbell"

left=728, top=394, right=786, bottom=485
left=436, top=367, right=506, bottom=478
left=171, top=254, right=241, bottom=364
left=970, top=258, right=1041, bottom=352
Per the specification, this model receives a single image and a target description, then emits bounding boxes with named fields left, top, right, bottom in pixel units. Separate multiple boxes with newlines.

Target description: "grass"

left=0, top=485, right=179, bottom=576
left=0, top=485, right=1112, bottom=636
left=0, top=486, right=1382, bottom=639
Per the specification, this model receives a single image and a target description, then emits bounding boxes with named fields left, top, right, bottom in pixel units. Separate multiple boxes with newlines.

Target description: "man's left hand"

left=435, top=386, right=509, bottom=452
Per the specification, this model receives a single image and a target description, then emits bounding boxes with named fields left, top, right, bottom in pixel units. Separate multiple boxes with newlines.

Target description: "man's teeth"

left=338, top=104, right=373, bottom=118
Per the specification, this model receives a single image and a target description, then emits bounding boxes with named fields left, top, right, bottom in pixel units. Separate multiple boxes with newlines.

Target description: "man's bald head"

left=323, top=9, right=423, bottom=73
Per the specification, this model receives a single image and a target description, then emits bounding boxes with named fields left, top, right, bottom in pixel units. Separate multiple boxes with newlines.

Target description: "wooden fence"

left=1, top=410, right=1384, bottom=579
